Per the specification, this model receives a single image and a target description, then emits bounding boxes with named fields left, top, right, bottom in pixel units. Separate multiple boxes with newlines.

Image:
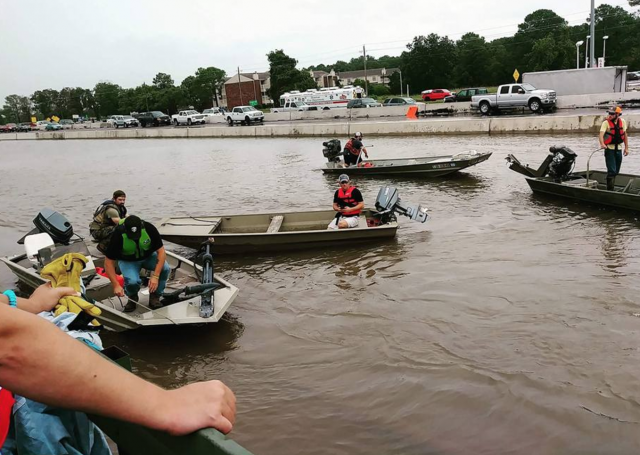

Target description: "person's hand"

left=161, top=380, right=236, bottom=435
left=113, top=284, right=125, bottom=297
left=28, top=282, right=78, bottom=313
left=148, top=276, right=159, bottom=293
left=624, top=148, right=629, bottom=156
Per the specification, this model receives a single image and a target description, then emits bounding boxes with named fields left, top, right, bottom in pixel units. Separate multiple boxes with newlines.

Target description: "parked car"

left=122, top=115, right=139, bottom=127
left=17, top=123, right=32, bottom=132
left=134, top=111, right=171, bottom=127
left=272, top=101, right=316, bottom=113
left=202, top=108, right=223, bottom=117
left=226, top=106, right=265, bottom=126
left=172, top=110, right=206, bottom=126
left=0, top=124, right=16, bottom=133
left=36, top=120, right=52, bottom=130
left=59, top=119, right=74, bottom=129
left=444, top=88, right=488, bottom=103
left=347, top=98, right=382, bottom=109
left=382, top=97, right=417, bottom=106
left=421, top=89, right=452, bottom=101
left=45, top=123, right=63, bottom=131
left=471, top=83, right=556, bottom=114
left=626, top=71, right=640, bottom=81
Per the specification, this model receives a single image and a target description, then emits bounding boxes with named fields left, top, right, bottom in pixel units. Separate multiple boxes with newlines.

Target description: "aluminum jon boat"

left=159, top=187, right=428, bottom=254
left=320, top=139, right=492, bottom=177
left=506, top=145, right=640, bottom=211
left=1, top=209, right=238, bottom=331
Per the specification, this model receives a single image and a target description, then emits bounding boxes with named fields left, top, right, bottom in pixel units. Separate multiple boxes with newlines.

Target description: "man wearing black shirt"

left=104, top=215, right=170, bottom=312
left=328, top=174, right=364, bottom=229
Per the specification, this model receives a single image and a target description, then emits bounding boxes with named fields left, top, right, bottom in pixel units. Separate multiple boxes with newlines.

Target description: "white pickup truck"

left=226, top=106, right=264, bottom=126
left=271, top=101, right=315, bottom=113
left=172, top=110, right=206, bottom=126
left=471, top=83, right=556, bottom=115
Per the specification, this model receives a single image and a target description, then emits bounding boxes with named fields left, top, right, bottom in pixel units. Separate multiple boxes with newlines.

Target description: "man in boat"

left=328, top=174, right=364, bottom=229
left=343, top=132, right=368, bottom=167
left=0, top=284, right=237, bottom=438
left=104, top=215, right=170, bottom=312
left=89, top=190, right=127, bottom=252
left=599, top=106, right=629, bottom=191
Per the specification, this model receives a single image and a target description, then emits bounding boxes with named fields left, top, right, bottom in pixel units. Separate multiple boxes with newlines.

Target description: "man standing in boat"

left=104, top=215, right=170, bottom=312
left=328, top=174, right=364, bottom=229
left=89, top=190, right=127, bottom=252
left=343, top=132, right=368, bottom=167
left=599, top=106, right=629, bottom=191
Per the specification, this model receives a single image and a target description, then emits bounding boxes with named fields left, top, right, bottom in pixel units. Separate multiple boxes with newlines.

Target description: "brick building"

left=221, top=72, right=271, bottom=108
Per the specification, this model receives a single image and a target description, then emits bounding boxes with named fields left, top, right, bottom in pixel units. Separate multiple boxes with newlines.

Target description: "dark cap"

left=338, top=174, right=350, bottom=183
left=123, top=215, right=143, bottom=239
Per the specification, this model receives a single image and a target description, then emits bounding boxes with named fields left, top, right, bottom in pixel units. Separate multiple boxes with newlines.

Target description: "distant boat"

left=320, top=139, right=492, bottom=177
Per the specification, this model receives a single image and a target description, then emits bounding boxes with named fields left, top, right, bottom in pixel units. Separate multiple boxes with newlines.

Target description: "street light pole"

left=602, top=35, right=609, bottom=66
left=585, top=35, right=591, bottom=69
left=575, top=41, right=584, bottom=69
left=590, top=0, right=596, bottom=68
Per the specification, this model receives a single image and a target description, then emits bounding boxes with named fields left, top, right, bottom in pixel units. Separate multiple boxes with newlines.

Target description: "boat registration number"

left=432, top=163, right=457, bottom=169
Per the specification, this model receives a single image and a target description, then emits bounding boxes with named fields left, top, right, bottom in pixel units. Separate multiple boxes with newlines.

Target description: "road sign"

left=513, top=69, right=520, bottom=82
left=249, top=100, right=258, bottom=106
left=51, top=115, right=60, bottom=122
left=31, top=116, right=36, bottom=123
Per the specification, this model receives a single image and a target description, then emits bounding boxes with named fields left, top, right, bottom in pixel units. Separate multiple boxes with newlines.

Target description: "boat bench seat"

left=266, top=215, right=284, bottom=233
left=622, top=178, right=640, bottom=194
left=355, top=214, right=368, bottom=229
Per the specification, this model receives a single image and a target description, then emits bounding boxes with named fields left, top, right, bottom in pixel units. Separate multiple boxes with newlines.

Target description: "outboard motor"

left=322, top=139, right=343, bottom=163
left=506, top=145, right=577, bottom=181
left=18, top=208, right=74, bottom=245
left=374, top=187, right=428, bottom=224
left=547, top=146, right=577, bottom=182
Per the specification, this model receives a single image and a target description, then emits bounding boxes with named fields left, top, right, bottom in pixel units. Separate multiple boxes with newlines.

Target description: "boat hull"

left=159, top=209, right=399, bottom=254
left=525, top=171, right=640, bottom=211
left=321, top=152, right=492, bottom=177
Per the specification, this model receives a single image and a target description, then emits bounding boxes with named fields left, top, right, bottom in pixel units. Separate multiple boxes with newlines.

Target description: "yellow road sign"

left=513, top=69, right=520, bottom=82
left=51, top=115, right=60, bottom=123
left=31, top=116, right=36, bottom=123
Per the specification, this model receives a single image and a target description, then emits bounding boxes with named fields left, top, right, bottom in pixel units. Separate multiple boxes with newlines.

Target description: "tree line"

left=1, top=3, right=639, bottom=122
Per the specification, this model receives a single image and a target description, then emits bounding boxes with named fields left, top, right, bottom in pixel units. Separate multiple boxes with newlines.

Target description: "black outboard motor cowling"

left=548, top=146, right=577, bottom=182
left=18, top=208, right=74, bottom=245
left=322, top=139, right=343, bottom=163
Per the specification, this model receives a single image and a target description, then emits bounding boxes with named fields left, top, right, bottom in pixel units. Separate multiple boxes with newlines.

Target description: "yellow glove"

left=54, top=295, right=102, bottom=326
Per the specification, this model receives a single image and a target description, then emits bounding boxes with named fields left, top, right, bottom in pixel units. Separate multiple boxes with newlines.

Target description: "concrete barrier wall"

left=1, top=113, right=637, bottom=141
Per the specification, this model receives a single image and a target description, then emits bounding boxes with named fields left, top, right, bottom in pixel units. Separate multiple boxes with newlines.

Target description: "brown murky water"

left=1, top=136, right=640, bottom=454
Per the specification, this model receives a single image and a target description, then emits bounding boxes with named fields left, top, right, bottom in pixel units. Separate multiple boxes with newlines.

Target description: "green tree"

left=513, top=9, right=568, bottom=72
left=192, top=67, right=227, bottom=110
left=152, top=72, right=174, bottom=90
left=31, top=89, right=59, bottom=119
left=526, top=34, right=574, bottom=71
left=2, top=95, right=32, bottom=123
left=267, top=49, right=317, bottom=105
left=455, top=33, right=494, bottom=87
left=93, top=82, right=121, bottom=119
left=401, top=34, right=457, bottom=92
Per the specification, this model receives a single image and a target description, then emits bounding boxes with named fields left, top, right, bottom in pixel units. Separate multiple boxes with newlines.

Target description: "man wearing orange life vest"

left=343, top=132, right=368, bottom=167
left=599, top=106, right=630, bottom=191
left=328, top=174, right=365, bottom=229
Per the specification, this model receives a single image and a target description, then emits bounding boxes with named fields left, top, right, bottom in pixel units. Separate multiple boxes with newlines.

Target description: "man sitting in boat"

left=328, top=174, right=364, bottom=230
left=343, top=132, right=368, bottom=167
left=104, top=215, right=170, bottom=312
left=598, top=106, right=630, bottom=191
left=89, top=190, right=127, bottom=252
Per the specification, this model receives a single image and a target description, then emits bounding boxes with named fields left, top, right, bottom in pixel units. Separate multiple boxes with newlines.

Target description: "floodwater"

left=1, top=136, right=640, bottom=455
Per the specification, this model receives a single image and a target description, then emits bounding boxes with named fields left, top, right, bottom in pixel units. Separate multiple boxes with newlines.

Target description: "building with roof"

left=337, top=68, right=400, bottom=87
left=221, top=72, right=272, bottom=108
left=309, top=70, right=339, bottom=88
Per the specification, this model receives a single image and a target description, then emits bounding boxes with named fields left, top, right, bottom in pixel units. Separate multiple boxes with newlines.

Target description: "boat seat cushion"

left=266, top=215, right=284, bottom=233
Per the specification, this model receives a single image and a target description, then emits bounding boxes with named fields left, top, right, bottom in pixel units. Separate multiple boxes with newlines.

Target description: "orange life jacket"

left=337, top=186, right=362, bottom=216
left=603, top=118, right=625, bottom=148
left=344, top=139, right=361, bottom=156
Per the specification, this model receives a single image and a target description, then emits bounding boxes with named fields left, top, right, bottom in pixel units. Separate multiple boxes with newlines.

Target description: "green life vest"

left=118, top=220, right=152, bottom=260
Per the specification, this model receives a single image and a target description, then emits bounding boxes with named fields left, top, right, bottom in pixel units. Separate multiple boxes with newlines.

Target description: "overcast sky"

left=0, top=0, right=634, bottom=101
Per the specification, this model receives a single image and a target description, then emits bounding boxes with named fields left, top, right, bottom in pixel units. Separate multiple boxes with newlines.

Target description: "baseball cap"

left=338, top=174, right=350, bottom=183
left=123, top=215, right=143, bottom=239
left=354, top=131, right=363, bottom=138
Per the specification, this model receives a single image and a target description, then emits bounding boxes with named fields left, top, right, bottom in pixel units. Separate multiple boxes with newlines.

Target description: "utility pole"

left=363, top=45, right=368, bottom=95
left=589, top=0, right=596, bottom=68
left=237, top=67, right=243, bottom=106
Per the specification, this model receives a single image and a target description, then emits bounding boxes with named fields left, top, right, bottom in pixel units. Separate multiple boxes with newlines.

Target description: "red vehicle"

left=421, top=89, right=452, bottom=101
left=0, top=123, right=17, bottom=133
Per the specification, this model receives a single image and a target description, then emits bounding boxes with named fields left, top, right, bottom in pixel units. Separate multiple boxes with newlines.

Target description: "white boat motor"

left=322, top=139, right=343, bottom=163
left=506, top=146, right=577, bottom=182
left=374, top=187, right=428, bottom=224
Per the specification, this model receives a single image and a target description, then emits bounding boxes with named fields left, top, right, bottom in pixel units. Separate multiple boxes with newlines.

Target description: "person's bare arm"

left=149, top=247, right=167, bottom=293
left=110, top=216, right=121, bottom=225
left=1, top=283, right=76, bottom=314
left=0, top=304, right=236, bottom=435
left=333, top=202, right=341, bottom=212
left=599, top=130, right=606, bottom=149
left=105, top=257, right=124, bottom=296
left=624, top=127, right=629, bottom=155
